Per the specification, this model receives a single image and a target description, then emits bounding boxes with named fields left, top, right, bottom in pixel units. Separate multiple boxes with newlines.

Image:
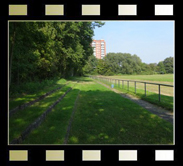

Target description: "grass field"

left=106, top=74, right=174, bottom=96
left=108, top=74, right=174, bottom=83
left=9, top=77, right=173, bottom=145
left=96, top=74, right=174, bottom=111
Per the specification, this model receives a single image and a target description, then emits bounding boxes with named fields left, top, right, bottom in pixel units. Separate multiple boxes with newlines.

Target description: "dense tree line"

left=9, top=21, right=104, bottom=87
left=83, top=53, right=173, bottom=76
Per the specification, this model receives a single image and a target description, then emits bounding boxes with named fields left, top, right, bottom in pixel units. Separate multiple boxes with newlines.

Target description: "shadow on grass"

left=66, top=89, right=173, bottom=144
left=140, top=93, right=173, bottom=111
left=9, top=76, right=92, bottom=111
left=10, top=79, right=173, bottom=145
left=21, top=88, right=81, bottom=144
left=21, top=88, right=173, bottom=144
left=9, top=80, right=68, bottom=110
left=10, top=78, right=67, bottom=99
left=9, top=84, right=72, bottom=142
left=67, top=76, right=92, bottom=82
left=98, top=80, right=173, bottom=111
left=121, top=88, right=173, bottom=111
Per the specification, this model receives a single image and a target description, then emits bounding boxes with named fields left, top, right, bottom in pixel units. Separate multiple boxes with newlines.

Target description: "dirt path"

left=96, top=81, right=173, bottom=124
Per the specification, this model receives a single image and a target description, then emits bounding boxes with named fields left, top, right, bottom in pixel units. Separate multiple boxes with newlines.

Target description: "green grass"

left=108, top=74, right=174, bottom=83
left=9, top=79, right=67, bottom=110
left=9, top=82, right=75, bottom=142
left=97, top=78, right=173, bottom=111
left=22, top=84, right=81, bottom=144
left=10, top=78, right=63, bottom=97
left=67, top=80, right=173, bottom=144
left=9, top=77, right=173, bottom=144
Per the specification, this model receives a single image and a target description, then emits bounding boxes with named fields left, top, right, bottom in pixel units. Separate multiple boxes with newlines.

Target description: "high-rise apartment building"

left=91, top=39, right=106, bottom=59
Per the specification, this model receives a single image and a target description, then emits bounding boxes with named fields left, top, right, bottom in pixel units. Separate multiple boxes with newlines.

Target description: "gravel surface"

left=96, top=81, right=173, bottom=124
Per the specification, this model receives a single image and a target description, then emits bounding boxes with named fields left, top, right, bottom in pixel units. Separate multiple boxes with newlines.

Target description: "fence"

left=90, top=76, right=174, bottom=102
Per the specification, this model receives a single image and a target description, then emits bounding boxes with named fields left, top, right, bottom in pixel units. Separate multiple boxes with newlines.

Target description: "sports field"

left=95, top=74, right=174, bottom=111
left=107, top=74, right=173, bottom=96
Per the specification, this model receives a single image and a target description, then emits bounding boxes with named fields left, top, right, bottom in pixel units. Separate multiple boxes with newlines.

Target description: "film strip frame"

left=7, top=3, right=175, bottom=17
left=1, top=1, right=181, bottom=166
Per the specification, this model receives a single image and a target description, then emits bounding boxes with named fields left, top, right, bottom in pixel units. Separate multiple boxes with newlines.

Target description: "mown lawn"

left=67, top=79, right=173, bottom=144
left=108, top=74, right=174, bottom=83
left=17, top=77, right=173, bottom=145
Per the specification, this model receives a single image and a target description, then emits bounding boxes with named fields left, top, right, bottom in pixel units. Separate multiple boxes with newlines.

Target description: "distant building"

left=91, top=39, right=106, bottom=59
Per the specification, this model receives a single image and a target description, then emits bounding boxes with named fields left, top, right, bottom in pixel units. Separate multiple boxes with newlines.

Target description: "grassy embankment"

left=9, top=79, right=67, bottom=110
left=9, top=80, right=77, bottom=142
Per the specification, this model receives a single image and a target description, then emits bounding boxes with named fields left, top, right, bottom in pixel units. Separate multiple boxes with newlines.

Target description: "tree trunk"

left=17, top=61, right=19, bottom=86
left=9, top=22, right=17, bottom=87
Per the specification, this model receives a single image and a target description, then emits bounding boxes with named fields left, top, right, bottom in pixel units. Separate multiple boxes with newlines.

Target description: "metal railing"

left=90, top=76, right=174, bottom=102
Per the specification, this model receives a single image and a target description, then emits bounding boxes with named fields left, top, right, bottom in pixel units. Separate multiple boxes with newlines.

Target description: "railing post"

left=122, top=80, right=124, bottom=89
left=144, top=82, right=146, bottom=96
left=135, top=81, right=136, bottom=93
left=128, top=81, right=129, bottom=91
left=159, top=84, right=161, bottom=102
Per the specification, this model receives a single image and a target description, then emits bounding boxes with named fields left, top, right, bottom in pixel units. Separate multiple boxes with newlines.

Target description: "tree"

left=83, top=55, right=98, bottom=74
left=9, top=21, right=105, bottom=87
left=157, top=61, right=166, bottom=74
left=163, top=57, right=173, bottom=73
left=103, top=53, right=143, bottom=74
left=96, top=59, right=113, bottom=75
left=149, top=63, right=157, bottom=74
left=9, top=22, right=17, bottom=86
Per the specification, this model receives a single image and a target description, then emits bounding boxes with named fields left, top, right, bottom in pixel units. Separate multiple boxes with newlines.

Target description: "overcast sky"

left=93, top=21, right=174, bottom=64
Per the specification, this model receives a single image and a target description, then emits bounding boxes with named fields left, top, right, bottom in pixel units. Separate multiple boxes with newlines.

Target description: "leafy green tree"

left=83, top=55, right=98, bottom=74
left=149, top=63, right=157, bottom=74
left=104, top=53, right=142, bottom=74
left=96, top=59, right=113, bottom=75
left=157, top=61, right=166, bottom=74
left=9, top=21, right=105, bottom=88
left=163, top=57, right=173, bottom=73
